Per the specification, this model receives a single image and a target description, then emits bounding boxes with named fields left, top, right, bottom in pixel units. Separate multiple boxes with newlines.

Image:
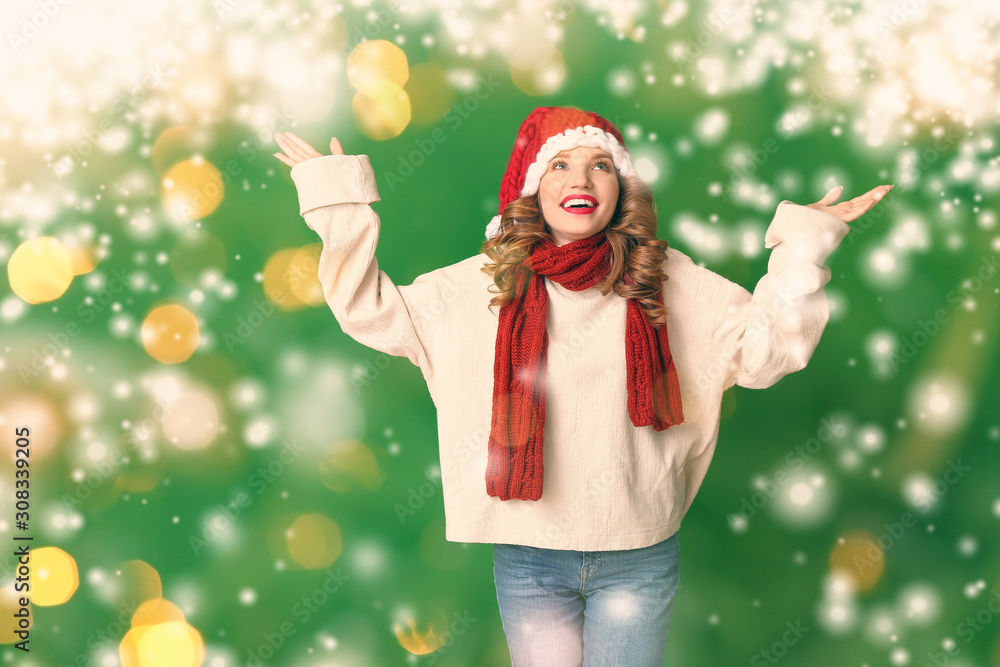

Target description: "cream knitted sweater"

left=289, top=154, right=850, bottom=551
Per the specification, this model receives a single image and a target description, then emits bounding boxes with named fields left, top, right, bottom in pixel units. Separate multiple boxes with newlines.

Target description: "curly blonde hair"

left=479, top=172, right=672, bottom=328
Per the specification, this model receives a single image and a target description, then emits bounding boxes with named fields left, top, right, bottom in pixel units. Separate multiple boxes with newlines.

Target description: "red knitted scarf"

left=485, top=231, right=685, bottom=501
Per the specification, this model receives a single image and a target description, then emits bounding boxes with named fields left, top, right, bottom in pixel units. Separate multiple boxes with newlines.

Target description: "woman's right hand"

left=273, top=132, right=344, bottom=168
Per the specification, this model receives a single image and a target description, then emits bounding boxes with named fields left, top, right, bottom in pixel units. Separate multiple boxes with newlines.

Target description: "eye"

left=594, top=161, right=611, bottom=170
left=551, top=160, right=567, bottom=169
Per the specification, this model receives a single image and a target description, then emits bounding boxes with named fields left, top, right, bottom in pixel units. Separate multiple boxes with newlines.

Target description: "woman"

left=274, top=106, right=891, bottom=666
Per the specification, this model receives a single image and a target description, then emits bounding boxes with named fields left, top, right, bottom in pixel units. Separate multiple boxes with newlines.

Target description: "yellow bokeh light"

left=30, top=547, right=79, bottom=606
left=511, top=49, right=566, bottom=96
left=110, top=560, right=163, bottom=611
left=352, top=79, right=412, bottom=140
left=829, top=530, right=884, bottom=593
left=121, top=612, right=205, bottom=667
left=262, top=248, right=309, bottom=312
left=319, top=439, right=384, bottom=493
left=120, top=625, right=153, bottom=667
left=152, top=125, right=203, bottom=177
left=116, top=467, right=166, bottom=493
left=347, top=39, right=409, bottom=95
left=131, top=598, right=186, bottom=628
left=136, top=621, right=204, bottom=667
left=286, top=513, right=343, bottom=570
left=289, top=244, right=325, bottom=307
left=161, top=156, right=225, bottom=223
left=141, top=304, right=200, bottom=364
left=394, top=605, right=451, bottom=656
left=405, top=62, right=455, bottom=126
left=68, top=245, right=99, bottom=275
left=7, top=237, right=75, bottom=304
left=0, top=584, right=31, bottom=643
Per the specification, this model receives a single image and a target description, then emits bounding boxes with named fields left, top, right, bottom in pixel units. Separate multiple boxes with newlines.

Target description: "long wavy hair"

left=480, top=172, right=672, bottom=328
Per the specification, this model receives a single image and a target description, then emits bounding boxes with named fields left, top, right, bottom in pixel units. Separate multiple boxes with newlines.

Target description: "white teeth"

left=562, top=198, right=596, bottom=208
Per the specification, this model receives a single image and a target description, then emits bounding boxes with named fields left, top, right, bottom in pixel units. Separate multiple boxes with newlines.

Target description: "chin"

left=542, top=208, right=612, bottom=242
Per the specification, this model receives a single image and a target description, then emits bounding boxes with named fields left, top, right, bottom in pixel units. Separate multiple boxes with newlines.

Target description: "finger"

left=873, top=184, right=893, bottom=201
left=274, top=132, right=306, bottom=161
left=848, top=192, right=877, bottom=211
left=281, top=132, right=323, bottom=159
left=330, top=137, right=344, bottom=155
left=848, top=189, right=889, bottom=221
left=273, top=153, right=297, bottom=168
left=832, top=204, right=862, bottom=224
left=274, top=131, right=296, bottom=149
left=849, top=190, right=878, bottom=206
left=854, top=184, right=891, bottom=205
left=276, top=133, right=313, bottom=162
left=868, top=186, right=892, bottom=207
left=819, top=185, right=843, bottom=205
left=274, top=132, right=303, bottom=160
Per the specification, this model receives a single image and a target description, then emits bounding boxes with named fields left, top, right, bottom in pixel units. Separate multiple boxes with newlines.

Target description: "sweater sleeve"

left=711, top=200, right=850, bottom=390
left=288, top=154, right=433, bottom=374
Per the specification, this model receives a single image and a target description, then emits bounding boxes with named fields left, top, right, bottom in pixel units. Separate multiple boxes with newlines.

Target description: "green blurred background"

left=1, top=0, right=998, bottom=665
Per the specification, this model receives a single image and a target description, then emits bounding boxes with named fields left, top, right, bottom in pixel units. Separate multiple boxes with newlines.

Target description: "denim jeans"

left=492, top=531, right=680, bottom=667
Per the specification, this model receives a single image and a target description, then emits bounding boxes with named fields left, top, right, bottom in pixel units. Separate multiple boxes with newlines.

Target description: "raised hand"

left=804, top=184, right=893, bottom=224
left=273, top=132, right=345, bottom=168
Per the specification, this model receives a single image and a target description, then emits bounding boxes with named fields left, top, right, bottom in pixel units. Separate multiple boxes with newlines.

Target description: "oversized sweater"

left=289, top=154, right=850, bottom=551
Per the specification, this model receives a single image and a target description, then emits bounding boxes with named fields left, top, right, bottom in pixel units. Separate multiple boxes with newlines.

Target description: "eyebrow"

left=551, top=150, right=613, bottom=160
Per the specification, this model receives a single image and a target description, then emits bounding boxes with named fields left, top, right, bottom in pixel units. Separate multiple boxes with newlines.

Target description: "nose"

left=567, top=165, right=592, bottom=188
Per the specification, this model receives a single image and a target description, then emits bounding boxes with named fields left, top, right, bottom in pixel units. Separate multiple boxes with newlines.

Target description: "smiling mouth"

left=560, top=197, right=599, bottom=215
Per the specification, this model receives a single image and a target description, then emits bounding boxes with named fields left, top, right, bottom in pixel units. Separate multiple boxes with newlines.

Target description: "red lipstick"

left=559, top=194, right=599, bottom=215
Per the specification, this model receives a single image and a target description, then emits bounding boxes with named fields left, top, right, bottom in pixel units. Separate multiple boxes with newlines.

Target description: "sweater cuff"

left=289, top=154, right=381, bottom=216
left=765, top=200, right=851, bottom=266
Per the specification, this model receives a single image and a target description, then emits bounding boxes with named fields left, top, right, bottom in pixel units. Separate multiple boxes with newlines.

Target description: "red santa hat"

left=486, top=106, right=638, bottom=239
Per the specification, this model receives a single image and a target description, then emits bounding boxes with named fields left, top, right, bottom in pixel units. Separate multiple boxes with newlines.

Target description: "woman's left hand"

left=804, top=184, right=893, bottom=224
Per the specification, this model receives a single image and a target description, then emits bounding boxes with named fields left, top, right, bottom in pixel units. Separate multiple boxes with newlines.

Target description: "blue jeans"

left=492, top=531, right=680, bottom=667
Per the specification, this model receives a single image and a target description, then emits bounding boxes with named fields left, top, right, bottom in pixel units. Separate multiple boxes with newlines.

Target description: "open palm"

left=805, top=184, right=893, bottom=223
left=273, top=132, right=344, bottom=168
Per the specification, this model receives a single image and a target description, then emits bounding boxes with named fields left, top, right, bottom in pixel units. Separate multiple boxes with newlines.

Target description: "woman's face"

left=537, top=145, right=620, bottom=247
